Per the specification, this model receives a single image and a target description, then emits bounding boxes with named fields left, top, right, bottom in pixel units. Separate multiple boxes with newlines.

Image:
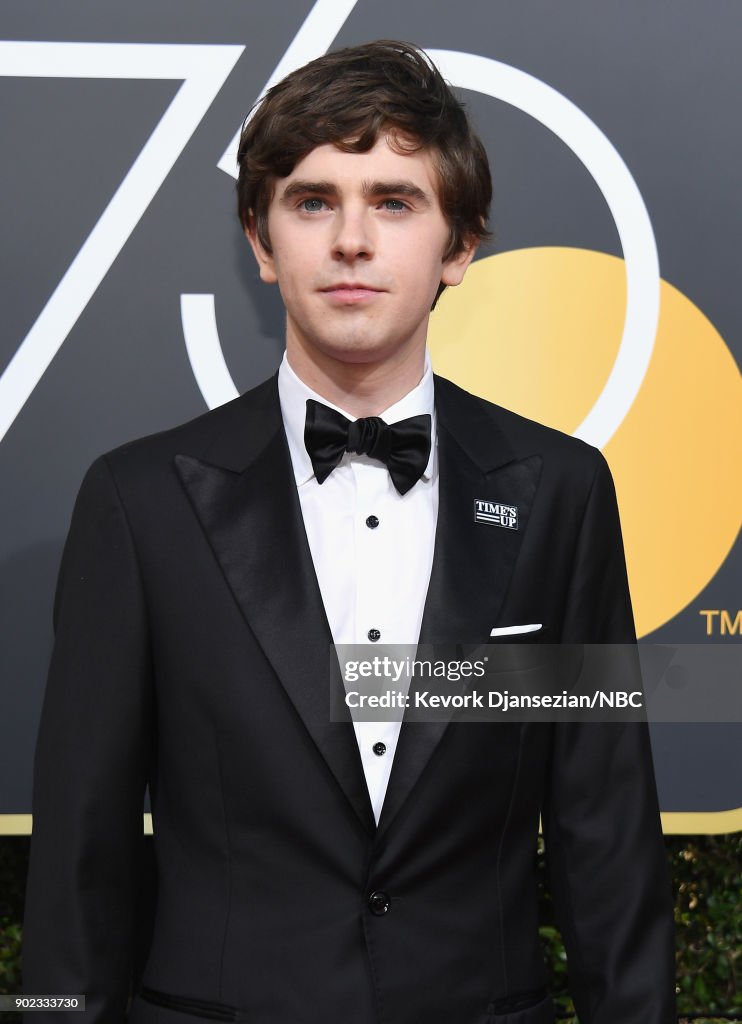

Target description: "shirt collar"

left=278, top=351, right=436, bottom=487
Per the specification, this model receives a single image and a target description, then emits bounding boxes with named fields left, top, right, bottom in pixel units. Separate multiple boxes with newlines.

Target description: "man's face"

left=246, top=136, right=475, bottom=370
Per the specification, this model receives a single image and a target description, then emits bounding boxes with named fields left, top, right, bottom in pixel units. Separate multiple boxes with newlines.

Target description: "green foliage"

left=537, top=834, right=742, bottom=1019
left=536, top=834, right=575, bottom=1019
left=0, top=837, right=28, bottom=927
left=1, top=833, right=740, bottom=1019
left=0, top=836, right=28, bottom=1018
left=669, top=834, right=742, bottom=1017
left=0, top=919, right=22, bottom=993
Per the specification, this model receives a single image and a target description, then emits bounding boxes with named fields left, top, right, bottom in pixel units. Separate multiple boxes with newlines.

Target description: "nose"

left=331, top=205, right=374, bottom=262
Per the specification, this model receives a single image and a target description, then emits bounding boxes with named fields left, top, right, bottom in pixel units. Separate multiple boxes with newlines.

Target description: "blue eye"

left=301, top=198, right=325, bottom=212
left=383, top=199, right=406, bottom=212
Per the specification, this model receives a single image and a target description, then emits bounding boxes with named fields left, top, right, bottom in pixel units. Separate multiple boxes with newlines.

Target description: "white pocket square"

left=489, top=623, right=543, bottom=637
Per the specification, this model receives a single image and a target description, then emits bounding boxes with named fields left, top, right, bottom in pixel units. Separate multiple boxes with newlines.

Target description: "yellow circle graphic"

left=429, top=247, right=742, bottom=637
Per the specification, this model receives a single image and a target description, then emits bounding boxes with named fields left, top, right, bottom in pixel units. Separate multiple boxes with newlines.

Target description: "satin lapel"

left=174, top=381, right=375, bottom=835
left=376, top=377, right=542, bottom=839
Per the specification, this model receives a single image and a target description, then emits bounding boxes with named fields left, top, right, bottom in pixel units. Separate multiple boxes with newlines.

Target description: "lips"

left=320, top=283, right=384, bottom=304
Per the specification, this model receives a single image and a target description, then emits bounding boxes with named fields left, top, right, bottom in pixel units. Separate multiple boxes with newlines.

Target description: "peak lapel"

left=376, top=378, right=542, bottom=838
left=174, top=378, right=375, bottom=835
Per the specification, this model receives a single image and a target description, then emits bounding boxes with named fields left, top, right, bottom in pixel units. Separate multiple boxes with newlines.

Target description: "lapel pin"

left=474, top=499, right=518, bottom=530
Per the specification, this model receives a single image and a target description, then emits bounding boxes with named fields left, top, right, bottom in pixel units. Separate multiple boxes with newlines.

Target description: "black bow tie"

left=304, top=399, right=432, bottom=496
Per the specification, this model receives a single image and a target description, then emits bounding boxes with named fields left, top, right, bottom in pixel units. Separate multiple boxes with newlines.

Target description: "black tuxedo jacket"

left=23, top=373, right=675, bottom=1024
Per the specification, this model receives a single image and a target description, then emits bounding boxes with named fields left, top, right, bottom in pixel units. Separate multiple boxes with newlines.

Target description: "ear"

left=440, top=236, right=478, bottom=288
left=244, top=215, right=278, bottom=285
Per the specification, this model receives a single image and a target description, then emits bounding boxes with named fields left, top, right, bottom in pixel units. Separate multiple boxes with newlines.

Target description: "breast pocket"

left=489, top=623, right=545, bottom=642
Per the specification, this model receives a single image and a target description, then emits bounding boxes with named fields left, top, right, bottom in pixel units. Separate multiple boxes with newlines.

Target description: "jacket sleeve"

left=542, top=452, right=676, bottom=1024
left=23, top=455, right=155, bottom=1022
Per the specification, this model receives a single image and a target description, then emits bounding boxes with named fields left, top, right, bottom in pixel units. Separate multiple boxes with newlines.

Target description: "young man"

left=23, top=41, right=675, bottom=1024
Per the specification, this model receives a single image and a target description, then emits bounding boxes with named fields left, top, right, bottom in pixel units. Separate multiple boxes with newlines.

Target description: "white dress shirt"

left=278, top=352, right=439, bottom=823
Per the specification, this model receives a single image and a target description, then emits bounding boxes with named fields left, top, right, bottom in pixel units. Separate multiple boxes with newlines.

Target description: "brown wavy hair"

left=237, top=40, right=492, bottom=262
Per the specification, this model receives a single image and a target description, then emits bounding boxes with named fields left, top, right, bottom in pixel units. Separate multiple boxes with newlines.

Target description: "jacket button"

left=367, top=890, right=390, bottom=915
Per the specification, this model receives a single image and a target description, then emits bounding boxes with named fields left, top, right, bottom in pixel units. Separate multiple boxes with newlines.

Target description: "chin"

left=313, top=336, right=403, bottom=367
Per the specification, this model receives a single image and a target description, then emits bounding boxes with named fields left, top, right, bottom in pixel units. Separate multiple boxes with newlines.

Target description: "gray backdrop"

left=1, top=0, right=740, bottom=825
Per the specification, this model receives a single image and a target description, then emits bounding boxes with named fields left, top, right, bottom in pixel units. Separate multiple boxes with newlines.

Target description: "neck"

left=285, top=338, right=427, bottom=418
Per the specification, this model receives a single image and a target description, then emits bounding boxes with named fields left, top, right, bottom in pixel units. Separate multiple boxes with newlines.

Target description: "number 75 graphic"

left=0, top=0, right=657, bottom=451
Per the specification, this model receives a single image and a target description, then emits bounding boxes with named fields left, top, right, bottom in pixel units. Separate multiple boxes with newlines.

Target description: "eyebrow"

left=364, top=180, right=431, bottom=206
left=279, top=179, right=432, bottom=206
